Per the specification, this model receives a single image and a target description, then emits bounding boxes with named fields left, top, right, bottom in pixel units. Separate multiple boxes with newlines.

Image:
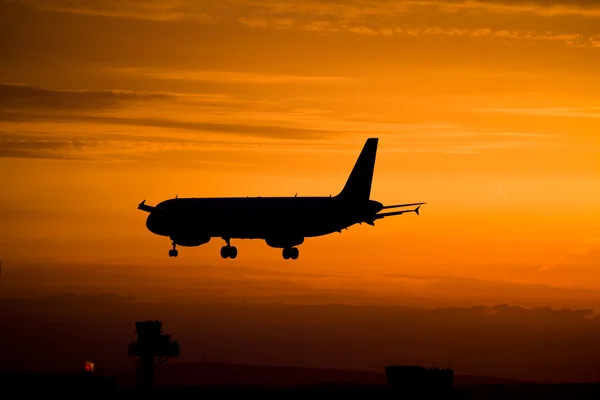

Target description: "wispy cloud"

left=426, top=0, right=600, bottom=17
left=108, top=68, right=353, bottom=84
left=9, top=0, right=600, bottom=61
left=24, top=0, right=600, bottom=19
left=0, top=138, right=93, bottom=161
left=0, top=83, right=171, bottom=110
left=380, top=271, right=600, bottom=297
left=1, top=111, right=330, bottom=139
left=236, top=18, right=600, bottom=48
left=474, top=106, right=600, bottom=118
left=0, top=83, right=556, bottom=161
left=392, top=27, right=598, bottom=47
left=20, top=0, right=214, bottom=22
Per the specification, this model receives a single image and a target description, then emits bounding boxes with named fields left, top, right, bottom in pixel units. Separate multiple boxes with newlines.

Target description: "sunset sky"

left=1, top=0, right=600, bottom=309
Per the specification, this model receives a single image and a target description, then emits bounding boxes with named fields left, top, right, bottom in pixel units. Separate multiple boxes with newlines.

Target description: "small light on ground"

left=84, top=361, right=95, bottom=373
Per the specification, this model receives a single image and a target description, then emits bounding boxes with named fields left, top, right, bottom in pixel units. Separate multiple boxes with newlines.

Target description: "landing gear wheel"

left=221, top=245, right=238, bottom=259
left=282, top=247, right=291, bottom=260
left=290, top=247, right=299, bottom=260
left=220, top=246, right=229, bottom=259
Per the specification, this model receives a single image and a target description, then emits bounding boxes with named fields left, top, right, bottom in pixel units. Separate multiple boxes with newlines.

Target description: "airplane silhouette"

left=138, top=138, right=425, bottom=260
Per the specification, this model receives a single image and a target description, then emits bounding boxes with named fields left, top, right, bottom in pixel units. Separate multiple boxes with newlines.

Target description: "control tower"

left=128, top=320, right=180, bottom=389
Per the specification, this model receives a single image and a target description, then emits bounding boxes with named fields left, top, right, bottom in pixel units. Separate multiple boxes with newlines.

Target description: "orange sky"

left=1, top=0, right=600, bottom=308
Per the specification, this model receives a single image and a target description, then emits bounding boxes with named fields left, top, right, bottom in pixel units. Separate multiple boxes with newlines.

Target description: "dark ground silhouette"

left=2, top=294, right=600, bottom=384
left=1, top=364, right=600, bottom=399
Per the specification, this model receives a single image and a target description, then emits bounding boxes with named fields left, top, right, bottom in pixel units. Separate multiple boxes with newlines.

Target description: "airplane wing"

left=137, top=200, right=167, bottom=213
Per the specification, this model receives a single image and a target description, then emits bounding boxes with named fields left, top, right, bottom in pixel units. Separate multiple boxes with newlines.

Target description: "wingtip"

left=415, top=205, right=421, bottom=215
left=138, top=199, right=146, bottom=208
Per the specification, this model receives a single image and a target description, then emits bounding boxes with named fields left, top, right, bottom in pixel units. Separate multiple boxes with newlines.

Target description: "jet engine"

left=265, top=236, right=304, bottom=249
left=171, top=235, right=211, bottom=247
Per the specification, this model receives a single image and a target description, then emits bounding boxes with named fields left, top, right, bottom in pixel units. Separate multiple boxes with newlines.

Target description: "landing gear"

left=168, top=241, right=178, bottom=258
left=220, top=237, right=237, bottom=259
left=220, top=246, right=237, bottom=259
left=282, top=247, right=299, bottom=260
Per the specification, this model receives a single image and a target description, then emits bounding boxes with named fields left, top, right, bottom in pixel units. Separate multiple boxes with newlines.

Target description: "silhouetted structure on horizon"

left=128, top=320, right=179, bottom=390
left=385, top=365, right=454, bottom=395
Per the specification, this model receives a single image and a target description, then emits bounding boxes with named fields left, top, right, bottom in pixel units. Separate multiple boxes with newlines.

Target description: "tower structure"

left=128, top=320, right=179, bottom=389
left=385, top=365, right=454, bottom=395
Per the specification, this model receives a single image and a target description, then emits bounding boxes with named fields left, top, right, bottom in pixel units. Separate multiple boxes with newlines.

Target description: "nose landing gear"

left=168, top=241, right=178, bottom=257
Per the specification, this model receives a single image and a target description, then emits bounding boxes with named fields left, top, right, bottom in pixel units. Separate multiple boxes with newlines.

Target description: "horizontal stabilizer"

left=381, top=202, right=426, bottom=210
left=374, top=205, right=421, bottom=220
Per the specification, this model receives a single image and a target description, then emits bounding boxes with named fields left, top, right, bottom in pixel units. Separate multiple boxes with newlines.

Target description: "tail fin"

left=336, top=138, right=378, bottom=200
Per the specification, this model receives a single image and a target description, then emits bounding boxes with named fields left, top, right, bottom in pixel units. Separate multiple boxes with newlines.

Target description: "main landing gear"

left=168, top=241, right=178, bottom=258
left=220, top=238, right=237, bottom=259
left=282, top=247, right=299, bottom=260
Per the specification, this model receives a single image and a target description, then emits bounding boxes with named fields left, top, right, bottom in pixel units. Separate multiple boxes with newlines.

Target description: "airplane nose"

left=146, top=213, right=163, bottom=235
left=146, top=214, right=154, bottom=232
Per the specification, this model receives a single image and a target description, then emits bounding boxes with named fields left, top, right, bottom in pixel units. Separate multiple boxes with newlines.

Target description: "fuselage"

left=146, top=196, right=383, bottom=246
left=139, top=137, right=424, bottom=259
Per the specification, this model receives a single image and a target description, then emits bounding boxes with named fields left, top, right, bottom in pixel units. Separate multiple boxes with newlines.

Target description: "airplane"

left=138, top=138, right=426, bottom=260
